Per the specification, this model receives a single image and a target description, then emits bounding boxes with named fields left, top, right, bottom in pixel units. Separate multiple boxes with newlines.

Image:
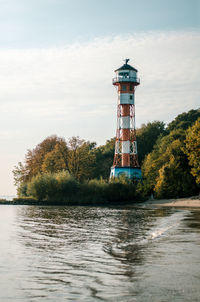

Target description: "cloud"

left=0, top=30, right=200, bottom=194
left=1, top=31, right=199, bottom=116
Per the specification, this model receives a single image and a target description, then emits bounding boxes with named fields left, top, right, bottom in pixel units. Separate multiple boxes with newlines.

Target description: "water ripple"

left=0, top=205, right=199, bottom=301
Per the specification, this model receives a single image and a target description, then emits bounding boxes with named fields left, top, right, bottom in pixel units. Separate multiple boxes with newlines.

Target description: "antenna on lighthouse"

left=124, top=58, right=130, bottom=64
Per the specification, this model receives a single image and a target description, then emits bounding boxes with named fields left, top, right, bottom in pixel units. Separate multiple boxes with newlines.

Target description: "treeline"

left=13, top=109, right=200, bottom=203
left=142, top=116, right=200, bottom=198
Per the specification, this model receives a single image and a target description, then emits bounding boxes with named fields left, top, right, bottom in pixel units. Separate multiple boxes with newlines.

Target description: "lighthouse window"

left=130, top=95, right=133, bottom=100
left=119, top=72, right=129, bottom=78
left=122, top=85, right=126, bottom=91
left=130, top=85, right=133, bottom=91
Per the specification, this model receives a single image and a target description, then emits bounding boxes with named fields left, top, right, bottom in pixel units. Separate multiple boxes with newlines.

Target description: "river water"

left=0, top=205, right=199, bottom=302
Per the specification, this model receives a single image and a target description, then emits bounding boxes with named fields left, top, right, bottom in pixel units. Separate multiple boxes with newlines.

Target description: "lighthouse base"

left=110, top=166, right=142, bottom=180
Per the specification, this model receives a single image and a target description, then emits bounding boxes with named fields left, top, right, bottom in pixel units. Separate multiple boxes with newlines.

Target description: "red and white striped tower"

left=110, top=59, right=142, bottom=179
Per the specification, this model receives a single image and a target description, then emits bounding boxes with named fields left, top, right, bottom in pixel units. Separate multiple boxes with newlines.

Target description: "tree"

left=67, top=136, right=96, bottom=181
left=93, top=138, right=115, bottom=179
left=136, top=121, right=166, bottom=164
left=27, top=173, right=58, bottom=201
left=142, top=129, right=198, bottom=198
left=166, top=109, right=200, bottom=133
left=42, top=141, right=68, bottom=173
left=154, top=140, right=197, bottom=198
left=13, top=135, right=68, bottom=183
left=13, top=161, right=27, bottom=186
left=25, top=135, right=65, bottom=179
left=184, top=118, right=200, bottom=185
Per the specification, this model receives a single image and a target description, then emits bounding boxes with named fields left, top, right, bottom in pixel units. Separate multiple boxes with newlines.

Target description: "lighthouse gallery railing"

left=112, top=76, right=140, bottom=84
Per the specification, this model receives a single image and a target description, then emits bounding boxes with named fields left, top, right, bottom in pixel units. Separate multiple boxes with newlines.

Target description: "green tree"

left=13, top=161, right=27, bottom=186
left=137, top=121, right=166, bottom=164
left=93, top=138, right=115, bottom=179
left=67, top=136, right=96, bottom=181
left=166, top=109, right=200, bottom=132
left=154, top=140, right=197, bottom=198
left=55, top=170, right=79, bottom=200
left=17, top=182, right=28, bottom=197
left=184, top=118, right=200, bottom=185
left=25, top=135, right=65, bottom=179
left=142, top=129, right=198, bottom=198
left=27, top=173, right=58, bottom=201
left=42, top=141, right=68, bottom=173
left=13, top=135, right=68, bottom=184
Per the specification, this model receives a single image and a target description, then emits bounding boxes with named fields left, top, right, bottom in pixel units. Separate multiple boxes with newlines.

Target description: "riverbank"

left=1, top=196, right=200, bottom=207
left=141, top=196, right=200, bottom=208
left=0, top=197, right=143, bottom=206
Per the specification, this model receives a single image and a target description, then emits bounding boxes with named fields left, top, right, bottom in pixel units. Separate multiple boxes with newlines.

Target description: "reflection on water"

left=183, top=210, right=200, bottom=229
left=0, top=205, right=200, bottom=301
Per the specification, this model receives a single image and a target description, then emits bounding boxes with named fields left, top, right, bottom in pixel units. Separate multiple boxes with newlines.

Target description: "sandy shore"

left=142, top=196, right=200, bottom=208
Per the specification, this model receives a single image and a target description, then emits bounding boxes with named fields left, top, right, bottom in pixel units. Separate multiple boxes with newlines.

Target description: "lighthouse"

left=110, top=59, right=142, bottom=180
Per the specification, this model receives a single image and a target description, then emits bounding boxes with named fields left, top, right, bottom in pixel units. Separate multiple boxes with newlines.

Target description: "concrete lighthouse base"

left=110, top=166, right=142, bottom=180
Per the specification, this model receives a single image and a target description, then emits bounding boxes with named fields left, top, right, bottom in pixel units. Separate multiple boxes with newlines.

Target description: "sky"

left=0, top=0, right=200, bottom=195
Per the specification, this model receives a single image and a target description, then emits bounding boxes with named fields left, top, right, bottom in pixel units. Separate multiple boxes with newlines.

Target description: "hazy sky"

left=0, top=0, right=200, bottom=195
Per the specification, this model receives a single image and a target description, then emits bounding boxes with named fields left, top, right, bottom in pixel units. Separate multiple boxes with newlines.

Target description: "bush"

left=26, top=170, right=79, bottom=202
left=27, top=173, right=58, bottom=201
left=55, top=170, right=79, bottom=201
left=17, top=182, right=28, bottom=197
left=12, top=197, right=38, bottom=204
left=105, top=176, right=137, bottom=202
left=19, top=171, right=144, bottom=205
left=79, top=178, right=108, bottom=203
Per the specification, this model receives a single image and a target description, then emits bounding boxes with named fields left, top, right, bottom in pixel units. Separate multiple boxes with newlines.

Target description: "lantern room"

left=112, top=59, right=140, bottom=86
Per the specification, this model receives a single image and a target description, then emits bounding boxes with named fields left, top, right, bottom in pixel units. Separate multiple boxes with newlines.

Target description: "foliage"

left=183, top=118, right=200, bottom=185
left=137, top=121, right=166, bottom=164
left=42, top=141, right=68, bottom=173
left=13, top=162, right=27, bottom=186
left=142, top=129, right=198, bottom=198
left=27, top=173, right=58, bottom=201
left=166, top=109, right=200, bottom=132
left=19, top=171, right=142, bottom=204
left=106, top=176, right=137, bottom=202
left=13, top=135, right=97, bottom=185
left=13, top=135, right=68, bottom=184
left=67, top=136, right=96, bottom=181
left=93, top=138, right=115, bottom=179
left=25, top=171, right=79, bottom=202
left=12, top=197, right=38, bottom=204
left=13, top=108, right=200, bottom=201
left=17, top=182, right=28, bottom=197
left=55, top=170, right=79, bottom=201
left=154, top=140, right=197, bottom=198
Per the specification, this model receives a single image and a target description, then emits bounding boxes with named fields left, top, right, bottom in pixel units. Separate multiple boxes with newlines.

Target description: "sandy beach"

left=142, top=196, right=200, bottom=208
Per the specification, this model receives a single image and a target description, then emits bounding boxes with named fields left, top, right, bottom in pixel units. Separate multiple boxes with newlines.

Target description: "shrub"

left=105, top=176, right=137, bottom=202
left=27, top=173, right=58, bottom=201
left=55, top=170, right=79, bottom=201
left=79, top=178, right=108, bottom=203
left=17, top=182, right=28, bottom=197
left=21, top=171, right=143, bottom=204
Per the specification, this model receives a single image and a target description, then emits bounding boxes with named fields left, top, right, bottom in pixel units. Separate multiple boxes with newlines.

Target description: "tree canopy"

left=183, top=118, right=200, bottom=185
left=166, top=109, right=200, bottom=132
left=137, top=121, right=166, bottom=164
left=13, top=135, right=68, bottom=185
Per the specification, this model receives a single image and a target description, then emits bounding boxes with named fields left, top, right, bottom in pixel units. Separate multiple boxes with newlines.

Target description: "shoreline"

left=140, top=196, right=200, bottom=208
left=1, top=196, right=200, bottom=208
